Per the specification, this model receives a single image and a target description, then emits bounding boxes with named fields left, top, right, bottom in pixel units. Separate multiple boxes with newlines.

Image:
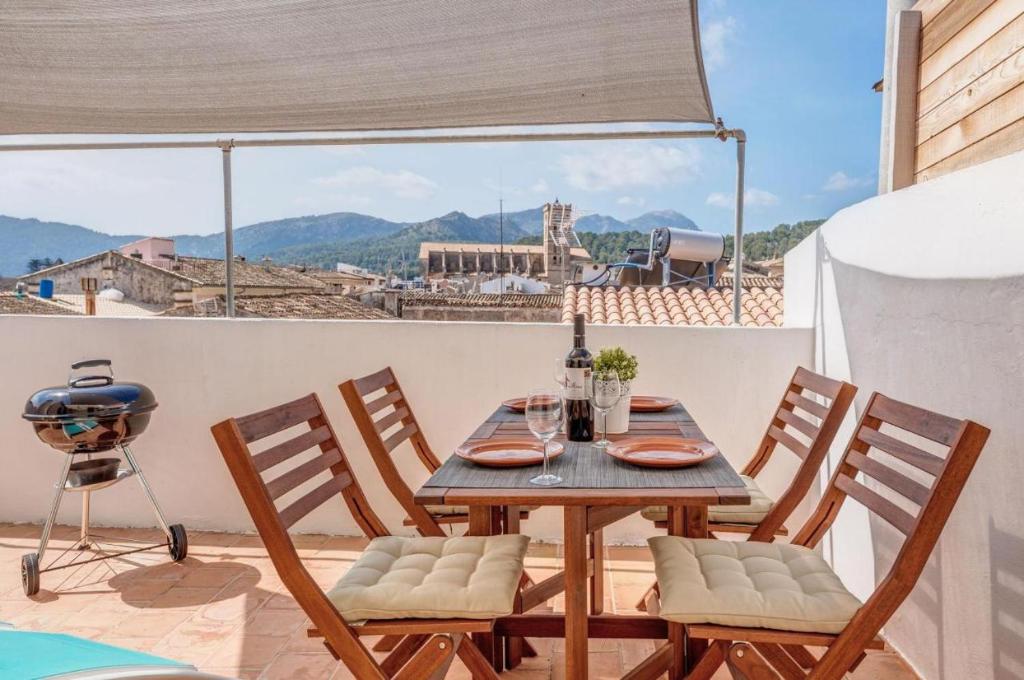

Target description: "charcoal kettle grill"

left=20, top=359, right=187, bottom=596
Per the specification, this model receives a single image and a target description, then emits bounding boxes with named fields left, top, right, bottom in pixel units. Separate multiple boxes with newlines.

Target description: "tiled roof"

left=418, top=241, right=590, bottom=260
left=716, top=275, right=784, bottom=288
left=562, top=285, right=783, bottom=327
left=0, top=293, right=81, bottom=316
left=165, top=257, right=327, bottom=289
left=401, top=291, right=563, bottom=308
left=162, top=293, right=392, bottom=320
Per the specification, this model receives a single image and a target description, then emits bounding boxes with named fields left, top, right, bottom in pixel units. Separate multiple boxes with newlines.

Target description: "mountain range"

left=0, top=207, right=698, bottom=276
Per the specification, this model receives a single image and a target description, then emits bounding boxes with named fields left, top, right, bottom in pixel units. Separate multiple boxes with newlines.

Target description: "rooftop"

left=52, top=294, right=167, bottom=317
left=0, top=523, right=916, bottom=680
left=161, top=293, right=393, bottom=320
left=168, top=257, right=328, bottom=290
left=418, top=241, right=591, bottom=260
left=563, top=285, right=784, bottom=327
left=0, top=293, right=80, bottom=316
left=400, top=291, right=563, bottom=309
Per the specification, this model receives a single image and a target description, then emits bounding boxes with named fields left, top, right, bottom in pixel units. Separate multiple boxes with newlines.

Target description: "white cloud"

left=558, top=143, right=701, bottom=192
left=530, top=179, right=550, bottom=194
left=313, top=166, right=437, bottom=200
left=701, top=16, right=737, bottom=71
left=616, top=196, right=646, bottom=207
left=823, top=171, right=873, bottom=192
left=706, top=188, right=780, bottom=208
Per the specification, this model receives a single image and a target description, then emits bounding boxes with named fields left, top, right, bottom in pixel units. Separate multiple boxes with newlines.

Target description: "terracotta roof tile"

left=401, top=292, right=562, bottom=309
left=0, top=293, right=81, bottom=316
left=563, top=285, right=784, bottom=328
left=170, top=257, right=328, bottom=288
left=162, top=293, right=391, bottom=320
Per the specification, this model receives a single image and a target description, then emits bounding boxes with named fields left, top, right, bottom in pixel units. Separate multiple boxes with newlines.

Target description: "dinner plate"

left=502, top=398, right=527, bottom=413
left=605, top=437, right=718, bottom=468
left=630, top=396, right=679, bottom=413
left=455, top=439, right=564, bottom=467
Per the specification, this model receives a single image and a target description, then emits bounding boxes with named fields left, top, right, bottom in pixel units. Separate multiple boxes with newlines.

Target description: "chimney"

left=261, top=256, right=272, bottom=272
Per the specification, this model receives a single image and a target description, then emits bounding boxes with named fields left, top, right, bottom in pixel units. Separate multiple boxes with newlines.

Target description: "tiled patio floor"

left=0, top=523, right=917, bottom=679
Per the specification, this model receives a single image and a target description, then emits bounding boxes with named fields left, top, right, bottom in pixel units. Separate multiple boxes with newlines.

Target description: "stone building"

left=393, top=291, right=562, bottom=323
left=18, top=247, right=326, bottom=310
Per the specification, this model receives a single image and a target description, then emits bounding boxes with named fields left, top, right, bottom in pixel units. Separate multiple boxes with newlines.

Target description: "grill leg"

left=79, top=491, right=91, bottom=549
left=121, top=445, right=172, bottom=539
left=38, top=456, right=73, bottom=563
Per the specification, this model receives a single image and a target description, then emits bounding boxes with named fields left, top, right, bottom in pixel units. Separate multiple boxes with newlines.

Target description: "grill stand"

left=22, top=444, right=187, bottom=596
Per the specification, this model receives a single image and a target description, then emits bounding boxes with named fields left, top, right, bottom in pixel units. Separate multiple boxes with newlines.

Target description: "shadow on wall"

left=990, top=520, right=1024, bottom=680
left=829, top=259, right=1024, bottom=680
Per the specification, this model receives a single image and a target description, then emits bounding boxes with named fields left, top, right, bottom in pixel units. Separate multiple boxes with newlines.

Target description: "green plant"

left=593, top=347, right=638, bottom=382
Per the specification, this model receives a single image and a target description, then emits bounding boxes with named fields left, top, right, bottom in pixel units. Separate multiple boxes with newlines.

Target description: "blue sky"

left=0, top=1, right=886, bottom=237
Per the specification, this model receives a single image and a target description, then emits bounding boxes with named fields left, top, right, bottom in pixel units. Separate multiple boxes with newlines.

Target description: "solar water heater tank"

left=651, top=228, right=725, bottom=263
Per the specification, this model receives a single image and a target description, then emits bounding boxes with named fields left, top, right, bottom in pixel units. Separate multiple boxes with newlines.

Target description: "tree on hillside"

left=26, top=257, right=63, bottom=273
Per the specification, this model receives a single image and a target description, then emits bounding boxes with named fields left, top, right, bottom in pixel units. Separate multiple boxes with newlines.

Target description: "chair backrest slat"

left=834, top=474, right=916, bottom=535
left=211, top=393, right=391, bottom=676
left=375, top=406, right=411, bottom=434
left=845, top=450, right=931, bottom=506
left=341, top=367, right=447, bottom=537
left=254, top=425, right=333, bottom=472
left=798, top=392, right=990, bottom=677
left=767, top=425, right=810, bottom=459
left=742, top=367, right=857, bottom=542
left=266, top=447, right=344, bottom=500
left=868, top=393, right=962, bottom=446
left=856, top=426, right=944, bottom=476
left=279, top=474, right=351, bottom=529
left=235, top=395, right=322, bottom=443
left=784, top=390, right=829, bottom=420
left=775, top=407, right=819, bottom=439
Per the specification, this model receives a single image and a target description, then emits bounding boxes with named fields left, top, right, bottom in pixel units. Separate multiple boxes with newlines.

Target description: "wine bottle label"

left=564, top=367, right=591, bottom=400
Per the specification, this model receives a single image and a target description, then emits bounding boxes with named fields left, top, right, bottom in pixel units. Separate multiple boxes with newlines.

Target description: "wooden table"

left=415, top=403, right=750, bottom=678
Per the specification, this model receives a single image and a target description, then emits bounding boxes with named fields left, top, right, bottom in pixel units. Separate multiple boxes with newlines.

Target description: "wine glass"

left=590, top=371, right=621, bottom=449
left=526, top=389, right=563, bottom=486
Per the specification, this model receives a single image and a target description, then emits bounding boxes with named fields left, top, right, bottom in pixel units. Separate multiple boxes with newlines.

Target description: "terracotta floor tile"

left=0, top=523, right=921, bottom=680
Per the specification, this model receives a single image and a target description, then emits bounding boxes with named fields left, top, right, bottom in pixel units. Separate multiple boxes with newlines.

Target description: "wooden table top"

left=416, top=403, right=750, bottom=507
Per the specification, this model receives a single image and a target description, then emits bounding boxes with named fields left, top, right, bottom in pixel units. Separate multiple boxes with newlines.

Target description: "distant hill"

left=723, top=220, right=825, bottom=261
left=0, top=205, right=699, bottom=277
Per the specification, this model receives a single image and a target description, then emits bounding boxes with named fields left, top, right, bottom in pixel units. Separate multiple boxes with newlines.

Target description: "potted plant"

left=593, top=347, right=638, bottom=434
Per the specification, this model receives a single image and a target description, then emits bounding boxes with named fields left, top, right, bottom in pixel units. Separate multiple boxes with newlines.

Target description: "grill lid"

left=22, top=359, right=158, bottom=423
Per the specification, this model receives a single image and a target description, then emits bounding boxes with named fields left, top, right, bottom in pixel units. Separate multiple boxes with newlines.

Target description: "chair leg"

left=380, top=634, right=429, bottom=676
left=636, top=581, right=658, bottom=612
left=374, top=634, right=404, bottom=652
left=724, top=642, right=783, bottom=680
left=685, top=639, right=728, bottom=680
left=457, top=636, right=503, bottom=680
left=393, top=634, right=460, bottom=680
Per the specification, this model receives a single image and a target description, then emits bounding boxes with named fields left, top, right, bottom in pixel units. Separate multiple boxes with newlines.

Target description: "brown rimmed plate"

left=630, top=396, right=679, bottom=413
left=455, top=439, right=564, bottom=468
left=605, top=437, right=718, bottom=468
left=502, top=398, right=527, bottom=413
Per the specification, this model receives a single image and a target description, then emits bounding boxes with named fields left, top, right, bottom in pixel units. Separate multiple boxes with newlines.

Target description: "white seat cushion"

left=648, top=537, right=862, bottom=634
left=326, top=534, right=529, bottom=622
left=641, top=475, right=774, bottom=525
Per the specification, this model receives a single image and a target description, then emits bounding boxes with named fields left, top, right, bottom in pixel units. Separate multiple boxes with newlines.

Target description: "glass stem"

left=603, top=410, right=608, bottom=442
left=543, top=440, right=550, bottom=477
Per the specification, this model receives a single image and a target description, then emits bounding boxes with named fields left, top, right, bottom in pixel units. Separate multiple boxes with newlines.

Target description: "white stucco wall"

left=785, top=150, right=1024, bottom=680
left=0, top=316, right=812, bottom=546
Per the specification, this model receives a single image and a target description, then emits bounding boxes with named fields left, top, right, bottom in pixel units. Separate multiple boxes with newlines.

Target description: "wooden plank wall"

left=913, top=0, right=1024, bottom=183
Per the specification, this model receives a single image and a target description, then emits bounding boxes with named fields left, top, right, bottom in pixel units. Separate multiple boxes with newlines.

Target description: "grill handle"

left=69, top=359, right=114, bottom=388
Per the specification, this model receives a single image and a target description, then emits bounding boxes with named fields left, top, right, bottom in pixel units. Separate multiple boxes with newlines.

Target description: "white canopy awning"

left=1, top=0, right=714, bottom=136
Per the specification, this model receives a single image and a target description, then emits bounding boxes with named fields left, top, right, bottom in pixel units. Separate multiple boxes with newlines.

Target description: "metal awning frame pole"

left=0, top=124, right=745, bottom=321
left=219, top=140, right=235, bottom=318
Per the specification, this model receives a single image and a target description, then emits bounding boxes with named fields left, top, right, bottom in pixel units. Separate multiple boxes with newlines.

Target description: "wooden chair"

left=642, top=367, right=857, bottom=540
left=637, top=392, right=990, bottom=680
left=340, top=367, right=535, bottom=536
left=211, top=393, right=529, bottom=680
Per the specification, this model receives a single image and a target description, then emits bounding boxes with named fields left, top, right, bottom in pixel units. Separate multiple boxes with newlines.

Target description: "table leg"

left=683, top=506, right=709, bottom=674
left=564, top=506, right=589, bottom=679
left=468, top=506, right=502, bottom=675
left=589, top=528, right=604, bottom=615
left=504, top=505, right=524, bottom=670
left=667, top=506, right=686, bottom=678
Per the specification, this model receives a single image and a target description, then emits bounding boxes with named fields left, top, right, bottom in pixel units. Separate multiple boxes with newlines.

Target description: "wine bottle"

left=564, top=313, right=594, bottom=441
